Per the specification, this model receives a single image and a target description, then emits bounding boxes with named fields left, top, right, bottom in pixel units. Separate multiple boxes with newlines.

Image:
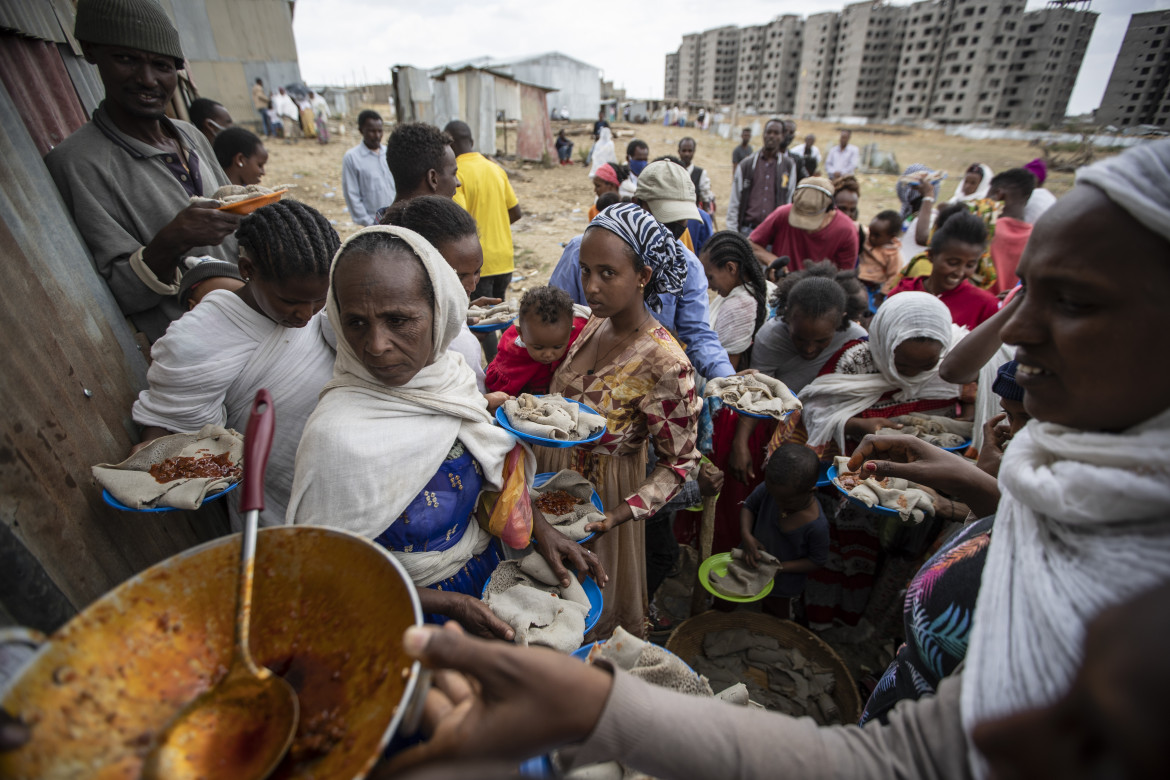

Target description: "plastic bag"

left=476, top=444, right=533, bottom=549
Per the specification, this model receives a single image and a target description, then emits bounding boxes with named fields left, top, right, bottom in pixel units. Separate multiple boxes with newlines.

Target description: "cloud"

left=292, top=0, right=1166, bottom=114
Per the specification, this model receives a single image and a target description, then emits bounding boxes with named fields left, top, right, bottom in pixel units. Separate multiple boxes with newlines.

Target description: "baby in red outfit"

left=485, top=286, right=587, bottom=396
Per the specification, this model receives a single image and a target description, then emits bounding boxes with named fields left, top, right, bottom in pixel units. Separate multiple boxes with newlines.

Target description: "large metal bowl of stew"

left=0, top=525, right=423, bottom=780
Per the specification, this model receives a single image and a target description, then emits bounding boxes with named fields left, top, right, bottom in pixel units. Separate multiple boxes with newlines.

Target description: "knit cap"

left=74, top=0, right=184, bottom=61
left=992, top=360, right=1025, bottom=403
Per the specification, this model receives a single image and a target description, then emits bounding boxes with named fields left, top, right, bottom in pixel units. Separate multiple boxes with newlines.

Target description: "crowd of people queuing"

left=18, top=1, right=1170, bottom=776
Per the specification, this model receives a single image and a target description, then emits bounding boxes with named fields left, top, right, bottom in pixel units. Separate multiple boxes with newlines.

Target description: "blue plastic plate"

left=534, top=471, right=601, bottom=544
left=519, top=755, right=554, bottom=776
left=469, top=317, right=514, bottom=333
left=482, top=570, right=604, bottom=637
left=942, top=438, right=972, bottom=454
left=816, top=461, right=832, bottom=488
left=496, top=397, right=607, bottom=449
left=572, top=641, right=597, bottom=661
left=101, top=480, right=240, bottom=513
left=826, top=464, right=900, bottom=517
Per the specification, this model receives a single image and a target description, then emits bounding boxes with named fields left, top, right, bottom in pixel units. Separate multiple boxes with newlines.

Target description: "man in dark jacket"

left=725, top=118, right=807, bottom=235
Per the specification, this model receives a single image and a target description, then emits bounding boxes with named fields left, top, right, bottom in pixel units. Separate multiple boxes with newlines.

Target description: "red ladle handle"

left=242, top=389, right=275, bottom=513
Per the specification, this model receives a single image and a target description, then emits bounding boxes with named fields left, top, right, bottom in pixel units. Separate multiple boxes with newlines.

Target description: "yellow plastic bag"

left=476, top=444, right=533, bottom=549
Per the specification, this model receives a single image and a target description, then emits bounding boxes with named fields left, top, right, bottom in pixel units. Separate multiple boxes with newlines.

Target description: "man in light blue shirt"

left=549, top=161, right=735, bottom=380
left=342, top=110, right=396, bottom=226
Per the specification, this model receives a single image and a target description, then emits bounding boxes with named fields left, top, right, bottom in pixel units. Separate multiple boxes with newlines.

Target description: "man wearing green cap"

left=45, top=0, right=240, bottom=342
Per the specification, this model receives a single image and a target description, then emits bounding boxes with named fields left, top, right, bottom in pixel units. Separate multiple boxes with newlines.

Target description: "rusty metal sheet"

left=517, top=83, right=556, bottom=162
left=0, top=74, right=227, bottom=620
left=0, top=0, right=68, bottom=43
left=0, top=33, right=87, bottom=154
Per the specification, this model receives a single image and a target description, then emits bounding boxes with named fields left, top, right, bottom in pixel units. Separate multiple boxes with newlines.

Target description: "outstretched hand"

left=848, top=434, right=1001, bottom=517
left=419, top=590, right=514, bottom=641
left=582, top=501, right=634, bottom=542
left=975, top=412, right=1010, bottom=477
left=374, top=623, right=612, bottom=776
left=532, top=513, right=608, bottom=588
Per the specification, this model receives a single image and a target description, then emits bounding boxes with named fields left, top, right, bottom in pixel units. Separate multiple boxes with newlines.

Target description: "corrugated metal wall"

left=156, top=0, right=302, bottom=129
left=0, top=3, right=234, bottom=630
left=0, top=76, right=230, bottom=627
left=0, top=33, right=87, bottom=155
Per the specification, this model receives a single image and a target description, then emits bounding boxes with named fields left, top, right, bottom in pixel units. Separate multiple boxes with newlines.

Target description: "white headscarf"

left=947, top=163, right=994, bottom=204
left=589, top=126, right=618, bottom=177
left=800, top=292, right=964, bottom=451
left=287, top=225, right=526, bottom=587
left=962, top=142, right=1170, bottom=777
left=1076, top=138, right=1170, bottom=243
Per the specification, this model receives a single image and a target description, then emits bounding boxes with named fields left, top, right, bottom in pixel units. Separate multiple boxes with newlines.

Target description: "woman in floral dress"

left=538, top=204, right=701, bottom=639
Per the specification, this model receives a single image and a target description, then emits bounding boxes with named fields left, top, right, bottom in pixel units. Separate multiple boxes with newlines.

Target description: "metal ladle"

left=143, top=389, right=299, bottom=780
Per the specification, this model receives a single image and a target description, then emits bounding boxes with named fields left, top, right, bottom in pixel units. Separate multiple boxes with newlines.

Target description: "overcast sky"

left=294, top=0, right=1169, bottom=115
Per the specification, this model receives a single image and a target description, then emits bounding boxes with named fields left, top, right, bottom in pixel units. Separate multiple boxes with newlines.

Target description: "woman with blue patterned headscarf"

left=537, top=202, right=701, bottom=639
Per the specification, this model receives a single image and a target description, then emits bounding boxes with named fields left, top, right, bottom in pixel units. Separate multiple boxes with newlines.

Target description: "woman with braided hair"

left=698, top=229, right=770, bottom=370
left=538, top=203, right=702, bottom=639
left=131, top=199, right=340, bottom=528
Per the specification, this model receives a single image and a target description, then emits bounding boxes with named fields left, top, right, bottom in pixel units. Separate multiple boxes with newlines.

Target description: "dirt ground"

left=264, top=114, right=1079, bottom=294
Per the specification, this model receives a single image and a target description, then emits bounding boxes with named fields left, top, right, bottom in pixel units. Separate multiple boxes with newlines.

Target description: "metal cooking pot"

left=0, top=525, right=423, bottom=779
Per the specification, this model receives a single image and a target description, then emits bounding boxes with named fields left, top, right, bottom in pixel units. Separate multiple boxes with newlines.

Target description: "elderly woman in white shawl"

left=132, top=200, right=339, bottom=529
left=287, top=226, right=603, bottom=639
left=370, top=143, right=1170, bottom=780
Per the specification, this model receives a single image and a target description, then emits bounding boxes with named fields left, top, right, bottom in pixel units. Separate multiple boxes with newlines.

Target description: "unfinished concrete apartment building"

left=1096, top=9, right=1170, bottom=129
left=665, top=0, right=1097, bottom=127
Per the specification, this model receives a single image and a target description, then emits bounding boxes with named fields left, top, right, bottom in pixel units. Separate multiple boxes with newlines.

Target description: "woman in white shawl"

left=947, top=163, right=994, bottom=205
left=132, top=200, right=339, bottom=529
left=798, top=291, right=966, bottom=629
left=800, top=291, right=965, bottom=455
left=588, top=126, right=618, bottom=178
left=287, top=225, right=602, bottom=638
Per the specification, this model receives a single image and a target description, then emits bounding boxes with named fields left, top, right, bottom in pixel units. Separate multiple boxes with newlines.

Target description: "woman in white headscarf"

left=288, top=225, right=602, bottom=638
left=947, top=163, right=994, bottom=205
left=800, top=291, right=965, bottom=455
left=588, top=126, right=618, bottom=178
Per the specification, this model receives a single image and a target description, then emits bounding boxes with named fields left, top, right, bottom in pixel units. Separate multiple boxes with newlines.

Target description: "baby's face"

left=868, top=221, right=894, bottom=247
left=519, top=314, right=572, bottom=365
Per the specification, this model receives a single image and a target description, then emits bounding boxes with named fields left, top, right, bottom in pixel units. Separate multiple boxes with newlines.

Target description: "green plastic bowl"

left=698, top=552, right=775, bottom=603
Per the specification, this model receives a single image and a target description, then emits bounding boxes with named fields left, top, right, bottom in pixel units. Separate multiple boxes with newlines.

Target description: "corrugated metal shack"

left=488, top=52, right=601, bottom=121
left=393, top=64, right=556, bottom=162
left=0, top=1, right=241, bottom=631
left=161, top=0, right=302, bottom=129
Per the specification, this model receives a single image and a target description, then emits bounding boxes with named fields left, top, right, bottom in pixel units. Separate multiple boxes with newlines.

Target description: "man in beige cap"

left=46, top=0, right=239, bottom=342
left=549, top=160, right=734, bottom=380
left=748, top=177, right=859, bottom=272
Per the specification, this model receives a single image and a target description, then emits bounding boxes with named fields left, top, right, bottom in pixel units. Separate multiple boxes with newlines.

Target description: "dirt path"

left=263, top=116, right=1078, bottom=297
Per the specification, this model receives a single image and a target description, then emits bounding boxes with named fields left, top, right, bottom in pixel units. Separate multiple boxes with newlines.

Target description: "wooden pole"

left=689, top=495, right=718, bottom=616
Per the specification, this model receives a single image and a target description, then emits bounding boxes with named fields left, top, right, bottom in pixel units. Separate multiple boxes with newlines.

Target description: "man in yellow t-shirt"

left=445, top=120, right=522, bottom=359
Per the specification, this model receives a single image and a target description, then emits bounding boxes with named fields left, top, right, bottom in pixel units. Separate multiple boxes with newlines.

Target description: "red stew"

left=150, top=451, right=241, bottom=483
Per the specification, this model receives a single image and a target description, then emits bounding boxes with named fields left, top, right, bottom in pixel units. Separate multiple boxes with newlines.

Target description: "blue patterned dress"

left=373, top=441, right=501, bottom=622
left=859, top=515, right=995, bottom=725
